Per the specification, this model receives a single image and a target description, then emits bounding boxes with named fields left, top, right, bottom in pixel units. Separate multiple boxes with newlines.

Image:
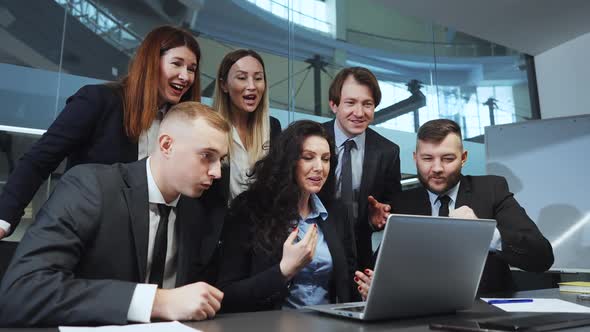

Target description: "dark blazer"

left=0, top=84, right=137, bottom=232
left=321, top=120, right=401, bottom=270
left=392, top=175, right=554, bottom=294
left=217, top=195, right=358, bottom=313
left=208, top=116, right=282, bottom=203
left=0, top=160, right=226, bottom=326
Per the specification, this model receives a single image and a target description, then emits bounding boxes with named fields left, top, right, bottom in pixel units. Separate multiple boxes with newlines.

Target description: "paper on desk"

left=59, top=321, right=200, bottom=332
left=482, top=298, right=590, bottom=313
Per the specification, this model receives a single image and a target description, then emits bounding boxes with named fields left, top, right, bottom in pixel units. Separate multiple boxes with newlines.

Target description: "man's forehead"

left=416, top=138, right=462, bottom=154
left=180, top=119, right=229, bottom=152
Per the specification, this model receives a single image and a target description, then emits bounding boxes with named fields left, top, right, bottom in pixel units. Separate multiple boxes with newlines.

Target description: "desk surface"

left=2, top=289, right=590, bottom=332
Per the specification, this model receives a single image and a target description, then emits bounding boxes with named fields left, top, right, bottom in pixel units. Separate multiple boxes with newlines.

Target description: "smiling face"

left=222, top=55, right=266, bottom=114
left=158, top=46, right=198, bottom=106
left=329, top=75, right=375, bottom=138
left=295, top=135, right=331, bottom=196
left=414, top=133, right=467, bottom=195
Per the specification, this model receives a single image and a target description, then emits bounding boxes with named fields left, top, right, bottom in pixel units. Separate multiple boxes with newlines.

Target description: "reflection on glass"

left=247, top=0, right=332, bottom=34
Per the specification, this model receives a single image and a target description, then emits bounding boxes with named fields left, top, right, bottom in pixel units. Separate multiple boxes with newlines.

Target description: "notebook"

left=306, top=213, right=497, bottom=321
left=559, top=282, right=590, bottom=294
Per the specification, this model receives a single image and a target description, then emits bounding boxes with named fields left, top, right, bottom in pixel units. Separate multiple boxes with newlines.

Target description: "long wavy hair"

left=212, top=49, right=270, bottom=165
left=231, top=120, right=337, bottom=256
left=121, top=25, right=201, bottom=141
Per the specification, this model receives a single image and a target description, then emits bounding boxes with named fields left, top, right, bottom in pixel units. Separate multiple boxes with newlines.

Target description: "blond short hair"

left=163, top=101, right=230, bottom=133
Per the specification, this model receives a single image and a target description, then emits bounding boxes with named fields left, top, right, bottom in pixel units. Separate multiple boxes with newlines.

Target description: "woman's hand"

left=354, top=269, right=374, bottom=300
left=279, top=225, right=318, bottom=280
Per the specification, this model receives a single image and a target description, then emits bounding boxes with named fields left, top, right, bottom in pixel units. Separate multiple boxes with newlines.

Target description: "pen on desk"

left=486, top=299, right=533, bottom=305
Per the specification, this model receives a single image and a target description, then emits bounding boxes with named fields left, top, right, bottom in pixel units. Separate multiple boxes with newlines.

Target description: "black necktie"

left=149, top=204, right=171, bottom=288
left=340, top=139, right=357, bottom=204
left=438, top=195, right=451, bottom=217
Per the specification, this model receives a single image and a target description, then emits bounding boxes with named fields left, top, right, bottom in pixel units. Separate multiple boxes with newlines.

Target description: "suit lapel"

left=175, top=197, right=200, bottom=285
left=357, top=129, right=378, bottom=222
left=318, top=216, right=345, bottom=298
left=121, top=161, right=150, bottom=282
left=413, top=187, right=433, bottom=215
left=198, top=202, right=225, bottom=268
left=455, top=175, right=472, bottom=208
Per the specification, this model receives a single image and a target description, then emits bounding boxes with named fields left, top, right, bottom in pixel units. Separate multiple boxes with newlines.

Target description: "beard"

left=417, top=170, right=461, bottom=195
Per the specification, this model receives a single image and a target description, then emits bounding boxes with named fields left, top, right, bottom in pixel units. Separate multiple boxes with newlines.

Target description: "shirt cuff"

left=489, top=228, right=502, bottom=252
left=0, top=219, right=11, bottom=234
left=127, top=283, right=157, bottom=323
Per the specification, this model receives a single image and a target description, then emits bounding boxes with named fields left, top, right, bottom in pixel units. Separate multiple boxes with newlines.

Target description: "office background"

left=0, top=0, right=588, bottom=278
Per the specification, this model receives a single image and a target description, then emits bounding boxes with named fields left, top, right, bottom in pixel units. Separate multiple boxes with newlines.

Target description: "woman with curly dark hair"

left=218, top=120, right=358, bottom=312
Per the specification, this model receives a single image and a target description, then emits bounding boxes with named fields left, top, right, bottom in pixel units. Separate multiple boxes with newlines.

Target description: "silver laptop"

left=307, top=213, right=496, bottom=321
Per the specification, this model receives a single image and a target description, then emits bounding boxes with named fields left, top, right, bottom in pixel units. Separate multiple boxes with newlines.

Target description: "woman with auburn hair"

left=218, top=120, right=358, bottom=312
left=0, top=25, right=201, bottom=239
left=211, top=49, right=281, bottom=201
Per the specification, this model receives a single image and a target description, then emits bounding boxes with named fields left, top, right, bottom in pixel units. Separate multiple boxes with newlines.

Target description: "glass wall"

left=0, top=0, right=537, bottom=238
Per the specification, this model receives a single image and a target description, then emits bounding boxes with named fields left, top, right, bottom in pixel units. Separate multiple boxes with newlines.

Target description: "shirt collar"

left=146, top=157, right=180, bottom=207
left=231, top=125, right=246, bottom=150
left=333, top=121, right=366, bottom=150
left=427, top=181, right=461, bottom=207
left=301, top=193, right=328, bottom=223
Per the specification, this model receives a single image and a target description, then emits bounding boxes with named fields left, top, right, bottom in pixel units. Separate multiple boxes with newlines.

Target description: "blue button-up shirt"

left=284, top=194, right=333, bottom=308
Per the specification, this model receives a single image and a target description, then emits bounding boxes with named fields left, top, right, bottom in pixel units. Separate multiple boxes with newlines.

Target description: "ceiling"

left=376, top=0, right=590, bottom=55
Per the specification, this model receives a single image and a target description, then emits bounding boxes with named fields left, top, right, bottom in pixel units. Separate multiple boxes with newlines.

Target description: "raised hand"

left=279, top=225, right=318, bottom=280
left=368, top=196, right=391, bottom=230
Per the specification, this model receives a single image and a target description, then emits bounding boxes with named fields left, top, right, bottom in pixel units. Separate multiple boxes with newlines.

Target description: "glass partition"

left=0, top=0, right=537, bottom=238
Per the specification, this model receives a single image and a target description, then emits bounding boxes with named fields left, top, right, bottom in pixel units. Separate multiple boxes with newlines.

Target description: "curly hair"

left=230, top=120, right=337, bottom=256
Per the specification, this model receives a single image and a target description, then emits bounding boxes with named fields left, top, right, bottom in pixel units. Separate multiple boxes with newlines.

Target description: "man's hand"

left=0, top=228, right=6, bottom=240
left=368, top=196, right=391, bottom=230
left=151, top=282, right=223, bottom=321
left=279, top=225, right=318, bottom=280
left=449, top=206, right=478, bottom=219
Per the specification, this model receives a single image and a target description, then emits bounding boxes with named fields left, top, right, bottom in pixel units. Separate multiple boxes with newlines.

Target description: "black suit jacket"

left=392, top=175, right=554, bottom=294
left=0, top=160, right=226, bottom=326
left=207, top=117, right=282, bottom=203
left=217, top=195, right=358, bottom=313
left=321, top=120, right=401, bottom=270
left=0, top=84, right=137, bottom=232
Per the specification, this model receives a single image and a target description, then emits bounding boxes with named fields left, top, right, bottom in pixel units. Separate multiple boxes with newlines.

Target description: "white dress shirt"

left=229, top=126, right=253, bottom=201
left=426, top=181, right=502, bottom=251
left=127, top=157, right=180, bottom=323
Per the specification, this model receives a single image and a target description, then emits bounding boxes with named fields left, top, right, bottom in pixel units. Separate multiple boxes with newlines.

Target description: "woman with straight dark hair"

left=218, top=120, right=358, bottom=312
left=0, top=25, right=201, bottom=238
left=211, top=49, right=281, bottom=202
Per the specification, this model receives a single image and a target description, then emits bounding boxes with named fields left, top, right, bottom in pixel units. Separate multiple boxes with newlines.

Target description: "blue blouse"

left=283, top=194, right=333, bottom=308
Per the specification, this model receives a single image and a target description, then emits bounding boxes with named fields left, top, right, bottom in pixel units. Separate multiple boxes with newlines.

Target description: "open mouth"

left=243, top=94, right=258, bottom=105
left=170, top=83, right=186, bottom=93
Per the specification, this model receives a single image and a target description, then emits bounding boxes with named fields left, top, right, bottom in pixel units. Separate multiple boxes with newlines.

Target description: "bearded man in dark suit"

left=355, top=119, right=553, bottom=296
